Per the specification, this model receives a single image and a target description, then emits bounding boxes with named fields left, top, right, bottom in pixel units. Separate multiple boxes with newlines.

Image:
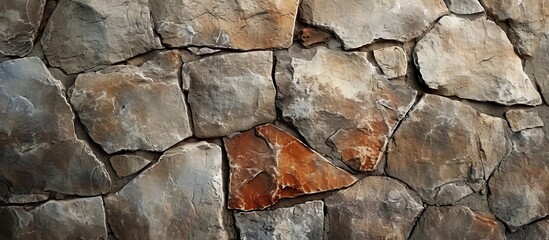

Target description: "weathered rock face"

left=184, top=51, right=276, bottom=138
left=224, top=124, right=357, bottom=211
left=104, top=142, right=228, bottom=240
left=415, top=15, right=542, bottom=106
left=70, top=51, right=192, bottom=154
left=445, top=0, right=484, bottom=14
left=325, top=176, right=424, bottom=240
left=409, top=206, right=506, bottom=240
left=373, top=46, right=408, bottom=79
left=300, top=0, right=447, bottom=49
left=0, top=0, right=46, bottom=57
left=276, top=47, right=417, bottom=172
left=505, top=109, right=544, bottom=132
left=525, top=36, right=549, bottom=105
left=41, top=0, right=162, bottom=74
left=0, top=57, right=111, bottom=202
left=0, top=197, right=108, bottom=240
left=149, top=0, right=299, bottom=50
left=235, top=201, right=324, bottom=240
left=488, top=148, right=549, bottom=228
left=508, top=219, right=549, bottom=240
left=387, top=94, right=509, bottom=205
left=109, top=152, right=154, bottom=178
left=298, top=28, right=332, bottom=48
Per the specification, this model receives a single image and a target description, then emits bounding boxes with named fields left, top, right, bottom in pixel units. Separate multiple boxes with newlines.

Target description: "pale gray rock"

left=505, top=109, right=544, bottom=132
left=109, top=152, right=154, bottom=178
left=41, top=0, right=162, bottom=74
left=188, top=47, right=221, bottom=56
left=70, top=51, right=192, bottom=154
left=511, top=128, right=546, bottom=152
left=415, top=15, right=542, bottom=106
left=325, top=176, right=424, bottom=240
left=149, top=0, right=300, bottom=50
left=235, top=201, right=324, bottom=240
left=300, top=0, right=447, bottom=49
left=373, top=46, right=408, bottom=79
left=184, top=51, right=276, bottom=138
left=0, top=0, right=46, bottom=57
left=0, top=57, right=111, bottom=202
left=0, top=197, right=108, bottom=240
left=445, top=0, right=484, bottom=14
left=508, top=219, right=549, bottom=240
left=409, top=206, right=506, bottom=240
left=275, top=47, right=417, bottom=172
left=104, top=142, right=229, bottom=240
left=387, top=94, right=509, bottom=205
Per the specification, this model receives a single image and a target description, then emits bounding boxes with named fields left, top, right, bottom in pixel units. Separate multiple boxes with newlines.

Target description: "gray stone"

left=0, top=57, right=111, bottom=202
left=188, top=47, right=221, bottom=56
left=0, top=0, right=46, bottom=57
left=387, top=94, right=509, bottom=205
left=235, top=201, right=324, bottom=240
left=445, top=0, right=484, bottom=14
left=70, top=51, right=192, bottom=154
left=508, top=220, right=549, bottom=240
left=104, top=142, right=228, bottom=240
left=0, top=197, right=108, bottom=240
left=300, top=0, right=447, bottom=49
left=41, top=0, right=162, bottom=74
left=409, top=206, right=506, bottom=240
left=275, top=47, right=417, bottom=172
left=415, top=15, right=542, bottom=106
left=109, top=152, right=154, bottom=178
left=511, top=128, right=546, bottom=152
left=184, top=51, right=276, bottom=138
left=325, top=176, right=424, bottom=240
left=506, top=109, right=544, bottom=132
left=149, top=0, right=300, bottom=50
left=373, top=46, right=408, bottom=79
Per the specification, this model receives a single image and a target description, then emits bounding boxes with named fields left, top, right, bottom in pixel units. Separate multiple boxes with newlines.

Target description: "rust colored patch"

left=299, top=27, right=331, bottom=48
left=225, top=124, right=357, bottom=210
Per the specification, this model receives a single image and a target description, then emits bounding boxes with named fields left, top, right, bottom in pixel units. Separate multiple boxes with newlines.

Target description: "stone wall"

left=1, top=0, right=548, bottom=239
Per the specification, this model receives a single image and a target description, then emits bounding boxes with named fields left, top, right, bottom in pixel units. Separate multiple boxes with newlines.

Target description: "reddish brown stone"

left=299, top=28, right=331, bottom=48
left=225, top=124, right=357, bottom=211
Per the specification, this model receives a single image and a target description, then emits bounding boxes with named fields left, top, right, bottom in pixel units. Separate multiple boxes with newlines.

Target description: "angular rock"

left=0, top=0, right=46, bottom=57
left=445, top=0, right=484, bottom=14
left=41, top=0, right=162, bottom=74
left=508, top=220, right=549, bottom=240
left=505, top=109, right=544, bottom=132
left=387, top=94, right=509, bottom=205
left=415, top=15, right=542, bottom=106
left=235, top=201, right=324, bottom=240
left=325, top=177, right=424, bottom=240
left=0, top=197, right=108, bottom=239
left=488, top=148, right=549, bottom=228
left=184, top=51, right=276, bottom=138
left=300, top=0, right=447, bottom=49
left=224, top=124, right=357, bottom=211
left=299, top=28, right=332, bottom=48
left=149, top=0, right=299, bottom=50
left=0, top=57, right=111, bottom=201
left=525, top=36, right=549, bottom=105
left=373, top=46, right=408, bottom=79
left=511, top=128, right=546, bottom=152
left=276, top=47, right=417, bottom=172
left=188, top=47, right=221, bottom=56
left=409, top=206, right=506, bottom=240
left=70, top=51, right=192, bottom=154
left=109, top=152, right=154, bottom=178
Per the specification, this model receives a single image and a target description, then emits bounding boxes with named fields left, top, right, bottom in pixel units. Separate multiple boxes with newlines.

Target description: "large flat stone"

left=104, top=142, right=228, bottom=240
left=225, top=124, right=357, bottom=211
left=505, top=109, right=544, bottom=132
left=445, top=0, right=484, bottom=14
left=275, top=47, right=417, bottom=172
left=0, top=0, right=46, bottom=57
left=387, top=94, right=509, bottom=205
left=415, top=15, right=542, bottom=106
left=300, top=0, right=447, bottom=49
left=109, top=152, right=154, bottom=178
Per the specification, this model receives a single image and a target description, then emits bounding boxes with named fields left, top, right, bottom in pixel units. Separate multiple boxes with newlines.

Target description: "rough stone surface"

left=41, top=0, right=162, bottom=74
left=445, top=0, right=484, bottom=14
left=188, top=47, right=221, bottom=56
left=0, top=0, right=46, bottom=57
left=325, top=176, right=424, bottom=240
left=149, top=0, right=300, bottom=50
left=488, top=148, right=549, bottom=228
left=387, top=94, right=509, bottom=205
left=224, top=124, right=357, bottom=211
left=104, top=142, right=228, bottom=240
left=184, top=51, right=276, bottom=138
left=415, top=15, right=542, bottom=106
left=300, top=0, right=448, bottom=49
left=109, top=152, right=154, bottom=178
left=508, top=220, right=549, bottom=240
left=409, top=206, right=506, bottom=240
left=373, top=46, right=408, bottom=79
left=276, top=47, right=417, bottom=172
left=505, top=109, right=544, bottom=132
left=298, top=28, right=332, bottom=48
left=70, top=51, right=192, bottom=154
left=235, top=201, right=324, bottom=240
left=0, top=197, right=108, bottom=240
left=0, top=57, right=111, bottom=201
